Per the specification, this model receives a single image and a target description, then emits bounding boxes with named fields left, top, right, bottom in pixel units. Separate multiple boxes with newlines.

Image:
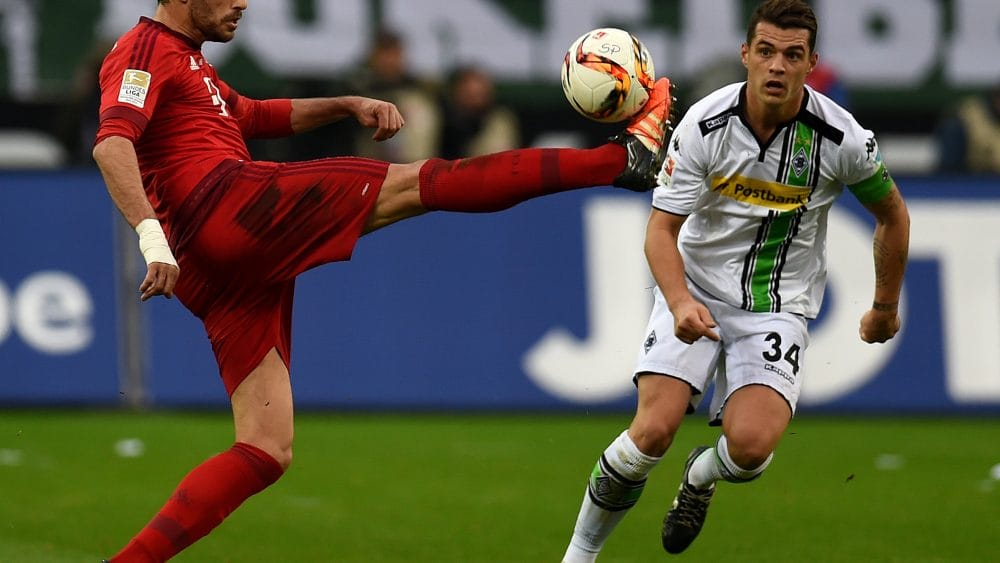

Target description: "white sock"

left=716, top=433, right=773, bottom=482
left=688, top=434, right=773, bottom=489
left=687, top=443, right=724, bottom=490
left=562, top=430, right=660, bottom=562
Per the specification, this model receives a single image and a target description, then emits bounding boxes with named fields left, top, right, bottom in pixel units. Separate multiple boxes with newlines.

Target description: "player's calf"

left=563, top=430, right=661, bottom=562
left=587, top=453, right=648, bottom=512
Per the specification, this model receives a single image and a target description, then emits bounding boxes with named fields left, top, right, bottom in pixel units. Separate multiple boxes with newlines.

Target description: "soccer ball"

left=561, top=28, right=655, bottom=123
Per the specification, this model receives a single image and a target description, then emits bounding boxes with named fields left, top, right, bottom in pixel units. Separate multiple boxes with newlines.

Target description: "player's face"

left=741, top=22, right=817, bottom=111
left=190, top=0, right=247, bottom=43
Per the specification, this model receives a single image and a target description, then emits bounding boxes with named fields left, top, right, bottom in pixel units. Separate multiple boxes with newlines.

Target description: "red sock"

left=418, top=143, right=626, bottom=212
left=110, top=442, right=283, bottom=563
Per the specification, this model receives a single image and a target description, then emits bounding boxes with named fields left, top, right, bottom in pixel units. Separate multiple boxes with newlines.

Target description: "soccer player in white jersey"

left=561, top=1, right=910, bottom=560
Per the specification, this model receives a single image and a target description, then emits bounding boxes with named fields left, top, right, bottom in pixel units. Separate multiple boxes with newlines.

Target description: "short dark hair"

left=747, top=0, right=818, bottom=53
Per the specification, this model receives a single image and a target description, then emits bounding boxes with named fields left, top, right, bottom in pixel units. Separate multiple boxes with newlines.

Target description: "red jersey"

left=96, top=17, right=293, bottom=231
left=94, top=20, right=391, bottom=396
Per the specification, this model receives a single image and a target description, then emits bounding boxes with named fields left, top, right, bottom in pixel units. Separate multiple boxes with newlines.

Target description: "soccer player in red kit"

left=93, top=1, right=675, bottom=561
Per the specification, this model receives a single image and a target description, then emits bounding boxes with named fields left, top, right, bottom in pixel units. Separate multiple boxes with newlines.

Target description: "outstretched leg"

left=364, top=78, right=675, bottom=233
left=108, top=349, right=292, bottom=562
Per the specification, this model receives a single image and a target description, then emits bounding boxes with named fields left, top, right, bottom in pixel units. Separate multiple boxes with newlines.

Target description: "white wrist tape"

left=135, top=218, right=178, bottom=267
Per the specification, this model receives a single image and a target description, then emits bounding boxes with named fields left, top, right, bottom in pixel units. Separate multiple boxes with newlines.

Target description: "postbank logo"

left=712, top=174, right=811, bottom=211
left=118, top=69, right=152, bottom=108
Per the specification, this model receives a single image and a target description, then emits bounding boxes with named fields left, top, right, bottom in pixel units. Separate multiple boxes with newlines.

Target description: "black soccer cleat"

left=610, top=77, right=677, bottom=192
left=661, top=445, right=715, bottom=554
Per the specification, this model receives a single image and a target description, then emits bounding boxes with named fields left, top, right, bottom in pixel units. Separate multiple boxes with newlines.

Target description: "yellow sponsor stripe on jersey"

left=711, top=175, right=812, bottom=211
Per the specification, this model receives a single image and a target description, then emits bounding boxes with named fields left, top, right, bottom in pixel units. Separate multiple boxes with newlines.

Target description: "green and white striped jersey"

left=653, top=82, right=893, bottom=318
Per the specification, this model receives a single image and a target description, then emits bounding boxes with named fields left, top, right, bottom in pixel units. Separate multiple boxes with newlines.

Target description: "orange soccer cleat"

left=610, top=77, right=677, bottom=192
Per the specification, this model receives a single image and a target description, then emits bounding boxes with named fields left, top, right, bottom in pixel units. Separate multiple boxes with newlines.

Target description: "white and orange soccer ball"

left=560, top=28, right=655, bottom=123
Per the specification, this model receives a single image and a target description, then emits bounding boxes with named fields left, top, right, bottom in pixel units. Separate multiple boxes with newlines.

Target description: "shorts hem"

left=710, top=380, right=797, bottom=425
left=633, top=363, right=704, bottom=393
left=221, top=343, right=290, bottom=397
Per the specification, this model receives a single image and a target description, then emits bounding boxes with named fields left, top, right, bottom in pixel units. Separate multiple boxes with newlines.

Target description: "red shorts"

left=170, top=157, right=388, bottom=395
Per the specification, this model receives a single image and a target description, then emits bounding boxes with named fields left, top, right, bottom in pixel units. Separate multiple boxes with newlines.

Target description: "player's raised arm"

left=92, top=136, right=179, bottom=301
left=289, top=96, right=404, bottom=141
left=859, top=182, right=910, bottom=343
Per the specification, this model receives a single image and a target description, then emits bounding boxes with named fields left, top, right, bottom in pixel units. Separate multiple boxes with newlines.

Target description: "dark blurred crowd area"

left=2, top=27, right=1000, bottom=176
left=0, top=28, right=527, bottom=170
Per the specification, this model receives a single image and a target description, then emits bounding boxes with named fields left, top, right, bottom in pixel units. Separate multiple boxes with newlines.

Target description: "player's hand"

left=354, top=97, right=405, bottom=142
left=859, top=308, right=900, bottom=343
left=139, top=262, right=179, bottom=302
left=671, top=298, right=720, bottom=344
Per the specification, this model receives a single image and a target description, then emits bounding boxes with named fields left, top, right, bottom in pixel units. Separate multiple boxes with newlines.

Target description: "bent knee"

left=241, top=438, right=294, bottom=471
left=629, top=419, right=681, bottom=457
left=365, top=161, right=427, bottom=232
left=271, top=445, right=293, bottom=471
left=733, top=449, right=771, bottom=471
left=725, top=435, right=775, bottom=470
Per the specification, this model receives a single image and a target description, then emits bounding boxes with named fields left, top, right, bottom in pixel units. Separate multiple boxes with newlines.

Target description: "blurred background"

left=1, top=1, right=999, bottom=561
left=2, top=0, right=999, bottom=414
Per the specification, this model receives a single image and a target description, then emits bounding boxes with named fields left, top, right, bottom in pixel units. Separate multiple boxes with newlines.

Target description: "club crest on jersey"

left=791, top=147, right=809, bottom=178
left=644, top=330, right=657, bottom=353
left=118, top=69, right=151, bottom=108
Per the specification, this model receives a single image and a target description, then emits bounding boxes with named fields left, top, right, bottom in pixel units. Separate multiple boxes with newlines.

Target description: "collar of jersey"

left=139, top=16, right=202, bottom=51
left=736, top=83, right=811, bottom=154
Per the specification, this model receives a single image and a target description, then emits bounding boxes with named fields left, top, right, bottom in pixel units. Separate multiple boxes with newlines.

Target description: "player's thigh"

left=721, top=311, right=808, bottom=417
left=629, top=288, right=721, bottom=455
left=629, top=374, right=694, bottom=456
left=716, top=311, right=806, bottom=460
left=363, top=160, right=428, bottom=233
left=722, top=384, right=792, bottom=462
left=231, top=347, right=295, bottom=468
left=190, top=158, right=390, bottom=282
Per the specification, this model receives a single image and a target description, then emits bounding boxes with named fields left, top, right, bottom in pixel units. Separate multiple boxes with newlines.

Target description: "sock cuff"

left=715, top=435, right=773, bottom=483
left=231, top=442, right=284, bottom=485
left=604, top=430, right=661, bottom=482
left=417, top=158, right=447, bottom=210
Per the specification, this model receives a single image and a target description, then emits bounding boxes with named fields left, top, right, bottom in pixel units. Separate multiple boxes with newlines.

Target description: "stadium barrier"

left=2, top=170, right=999, bottom=413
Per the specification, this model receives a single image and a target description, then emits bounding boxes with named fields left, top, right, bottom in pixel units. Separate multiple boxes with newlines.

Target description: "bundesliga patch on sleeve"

left=118, top=69, right=152, bottom=108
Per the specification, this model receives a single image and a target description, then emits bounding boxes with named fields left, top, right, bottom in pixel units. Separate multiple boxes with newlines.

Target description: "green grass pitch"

left=1, top=410, right=998, bottom=562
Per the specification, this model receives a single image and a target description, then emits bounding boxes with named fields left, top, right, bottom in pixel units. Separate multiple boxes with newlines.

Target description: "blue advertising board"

left=0, top=171, right=119, bottom=404
left=144, top=176, right=1000, bottom=413
left=2, top=171, right=999, bottom=413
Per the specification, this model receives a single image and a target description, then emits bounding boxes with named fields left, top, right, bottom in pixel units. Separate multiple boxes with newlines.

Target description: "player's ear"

left=809, top=51, right=819, bottom=73
left=740, top=43, right=749, bottom=68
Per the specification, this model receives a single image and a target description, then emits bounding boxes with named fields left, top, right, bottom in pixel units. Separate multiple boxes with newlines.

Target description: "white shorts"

left=634, top=281, right=809, bottom=425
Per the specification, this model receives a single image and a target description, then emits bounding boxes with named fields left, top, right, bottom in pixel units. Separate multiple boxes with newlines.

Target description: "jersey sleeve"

left=839, top=123, right=894, bottom=205
left=219, top=78, right=294, bottom=139
left=651, top=118, right=710, bottom=215
left=95, top=36, right=173, bottom=145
